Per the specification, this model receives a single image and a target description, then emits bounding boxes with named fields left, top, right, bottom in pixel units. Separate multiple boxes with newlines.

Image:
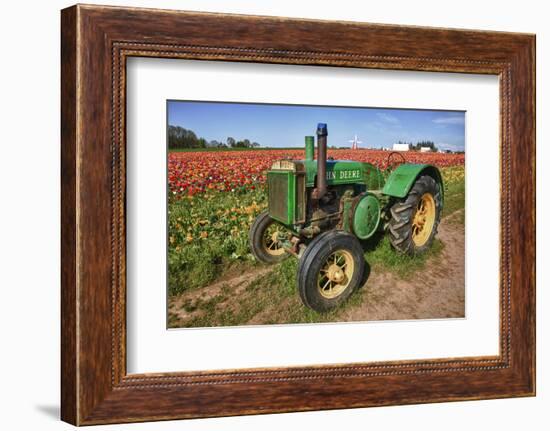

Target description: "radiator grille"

left=268, top=173, right=289, bottom=223
left=295, top=174, right=306, bottom=223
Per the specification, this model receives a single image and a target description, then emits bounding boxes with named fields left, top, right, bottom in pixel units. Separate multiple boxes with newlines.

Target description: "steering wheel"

left=385, top=151, right=407, bottom=171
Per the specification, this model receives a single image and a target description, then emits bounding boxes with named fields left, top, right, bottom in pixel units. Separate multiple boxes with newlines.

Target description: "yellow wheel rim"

left=263, top=223, right=287, bottom=256
left=412, top=193, right=436, bottom=247
left=317, top=250, right=355, bottom=299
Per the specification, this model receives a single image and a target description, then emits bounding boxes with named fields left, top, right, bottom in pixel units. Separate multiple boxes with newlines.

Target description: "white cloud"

left=432, top=115, right=465, bottom=125
left=376, top=112, right=400, bottom=124
left=366, top=121, right=384, bottom=131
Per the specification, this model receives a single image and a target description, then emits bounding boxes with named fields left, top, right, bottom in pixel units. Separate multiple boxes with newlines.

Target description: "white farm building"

left=392, top=143, right=411, bottom=152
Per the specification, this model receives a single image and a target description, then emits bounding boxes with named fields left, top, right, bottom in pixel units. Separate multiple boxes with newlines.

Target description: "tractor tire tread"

left=297, top=230, right=365, bottom=312
left=388, top=174, right=442, bottom=255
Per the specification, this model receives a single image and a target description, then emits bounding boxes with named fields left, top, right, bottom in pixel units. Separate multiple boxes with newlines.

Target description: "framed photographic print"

left=61, top=4, right=535, bottom=425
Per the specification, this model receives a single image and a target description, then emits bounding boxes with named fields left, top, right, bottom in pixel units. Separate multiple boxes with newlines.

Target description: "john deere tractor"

left=249, top=123, right=443, bottom=312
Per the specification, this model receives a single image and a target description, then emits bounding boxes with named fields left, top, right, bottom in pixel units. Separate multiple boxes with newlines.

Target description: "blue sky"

left=168, top=101, right=465, bottom=151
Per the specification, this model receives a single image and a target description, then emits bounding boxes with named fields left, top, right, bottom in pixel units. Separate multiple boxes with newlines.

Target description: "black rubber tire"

left=249, top=210, right=289, bottom=264
left=297, top=230, right=365, bottom=312
left=388, top=174, right=443, bottom=255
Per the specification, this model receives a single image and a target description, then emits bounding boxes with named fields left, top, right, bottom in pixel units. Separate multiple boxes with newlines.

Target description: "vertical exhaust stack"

left=315, top=123, right=328, bottom=199
left=305, top=136, right=315, bottom=161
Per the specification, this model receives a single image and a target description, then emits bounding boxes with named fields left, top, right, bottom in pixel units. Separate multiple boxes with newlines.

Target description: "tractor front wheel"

left=297, top=231, right=365, bottom=312
left=249, top=210, right=289, bottom=264
left=388, top=175, right=442, bottom=255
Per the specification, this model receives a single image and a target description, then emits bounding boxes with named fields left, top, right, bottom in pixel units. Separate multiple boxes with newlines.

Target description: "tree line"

left=168, top=125, right=260, bottom=149
left=395, top=140, right=438, bottom=152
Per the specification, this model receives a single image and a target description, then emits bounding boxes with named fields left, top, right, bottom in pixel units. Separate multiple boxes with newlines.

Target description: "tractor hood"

left=268, top=159, right=385, bottom=190
left=302, top=159, right=385, bottom=190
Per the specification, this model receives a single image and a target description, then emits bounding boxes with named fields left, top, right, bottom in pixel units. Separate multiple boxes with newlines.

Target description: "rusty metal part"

left=314, top=123, right=328, bottom=200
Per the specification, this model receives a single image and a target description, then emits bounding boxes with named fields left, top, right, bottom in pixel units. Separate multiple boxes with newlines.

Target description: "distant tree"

left=414, top=140, right=437, bottom=152
left=168, top=126, right=260, bottom=150
left=168, top=125, right=200, bottom=149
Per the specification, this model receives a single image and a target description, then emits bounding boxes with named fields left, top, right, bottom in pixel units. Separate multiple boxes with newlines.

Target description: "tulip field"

left=168, top=148, right=464, bottom=198
left=167, top=148, right=466, bottom=328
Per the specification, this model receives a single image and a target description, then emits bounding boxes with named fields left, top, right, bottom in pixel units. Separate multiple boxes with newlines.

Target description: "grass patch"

left=441, top=166, right=465, bottom=218
left=441, top=180, right=465, bottom=218
left=168, top=188, right=267, bottom=296
left=181, top=270, right=280, bottom=328
left=174, top=256, right=371, bottom=328
left=364, top=236, right=444, bottom=278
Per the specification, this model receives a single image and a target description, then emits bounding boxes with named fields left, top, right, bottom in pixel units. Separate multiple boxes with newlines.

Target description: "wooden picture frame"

left=61, top=4, right=535, bottom=425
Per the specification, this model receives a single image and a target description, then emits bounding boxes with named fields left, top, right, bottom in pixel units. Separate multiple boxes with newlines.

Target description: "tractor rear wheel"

left=297, top=231, right=365, bottom=312
left=249, top=210, right=289, bottom=264
left=388, top=175, right=442, bottom=255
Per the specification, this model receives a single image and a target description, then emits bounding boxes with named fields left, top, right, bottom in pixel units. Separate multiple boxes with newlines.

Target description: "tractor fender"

left=382, top=163, right=444, bottom=203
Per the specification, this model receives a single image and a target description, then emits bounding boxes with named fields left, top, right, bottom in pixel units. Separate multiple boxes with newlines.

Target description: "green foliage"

left=440, top=166, right=465, bottom=218
left=414, top=140, right=437, bottom=151
left=168, top=125, right=262, bottom=149
left=168, top=125, right=204, bottom=149
left=364, top=235, right=444, bottom=278
left=394, top=140, right=438, bottom=152
left=175, top=257, right=368, bottom=328
left=168, top=187, right=267, bottom=295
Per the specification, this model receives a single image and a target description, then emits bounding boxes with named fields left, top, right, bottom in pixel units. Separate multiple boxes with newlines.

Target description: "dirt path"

left=168, top=265, right=274, bottom=324
left=168, top=210, right=465, bottom=327
left=342, top=209, right=465, bottom=321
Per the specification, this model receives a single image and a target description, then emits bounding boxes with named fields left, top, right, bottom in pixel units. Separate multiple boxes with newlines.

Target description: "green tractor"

left=249, top=123, right=443, bottom=312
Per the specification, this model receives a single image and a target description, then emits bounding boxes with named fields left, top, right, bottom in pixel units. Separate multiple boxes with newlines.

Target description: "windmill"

left=349, top=134, right=362, bottom=150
